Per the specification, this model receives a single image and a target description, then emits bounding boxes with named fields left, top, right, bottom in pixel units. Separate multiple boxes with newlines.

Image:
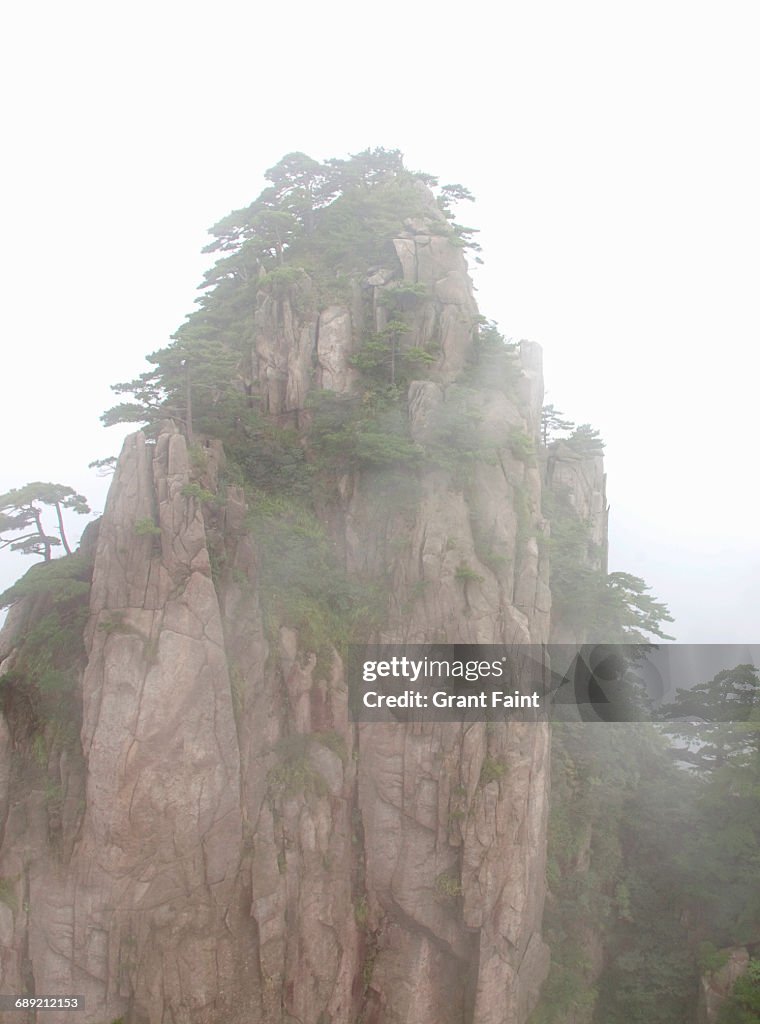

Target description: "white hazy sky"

left=1, top=0, right=758, bottom=641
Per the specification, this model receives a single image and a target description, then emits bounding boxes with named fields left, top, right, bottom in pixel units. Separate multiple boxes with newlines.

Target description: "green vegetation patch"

left=479, top=756, right=508, bottom=786
left=455, top=563, right=484, bottom=585
left=434, top=871, right=463, bottom=899
left=246, top=491, right=387, bottom=672
left=0, top=877, right=17, bottom=912
left=134, top=517, right=161, bottom=537
left=267, top=735, right=329, bottom=799
left=542, top=486, right=673, bottom=643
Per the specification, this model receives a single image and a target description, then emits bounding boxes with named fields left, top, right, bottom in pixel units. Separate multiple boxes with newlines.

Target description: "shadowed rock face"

left=0, top=198, right=608, bottom=1024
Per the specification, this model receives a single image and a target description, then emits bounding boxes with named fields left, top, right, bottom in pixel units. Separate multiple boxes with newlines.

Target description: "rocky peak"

left=0, top=161, right=615, bottom=1023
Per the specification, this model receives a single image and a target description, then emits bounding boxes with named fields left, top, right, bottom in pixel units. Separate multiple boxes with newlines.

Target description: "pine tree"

left=0, top=483, right=90, bottom=561
left=541, top=404, right=575, bottom=446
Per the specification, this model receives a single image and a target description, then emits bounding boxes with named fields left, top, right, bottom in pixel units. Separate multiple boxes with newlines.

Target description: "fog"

left=2, top=0, right=759, bottom=641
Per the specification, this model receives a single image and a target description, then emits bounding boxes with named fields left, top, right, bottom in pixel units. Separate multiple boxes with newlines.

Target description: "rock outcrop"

left=698, top=947, right=751, bottom=1024
left=0, top=189, right=606, bottom=1024
left=544, top=441, right=608, bottom=647
left=0, top=427, right=244, bottom=1022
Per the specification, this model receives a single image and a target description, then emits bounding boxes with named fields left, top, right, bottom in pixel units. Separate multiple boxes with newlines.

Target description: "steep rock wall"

left=0, top=427, right=244, bottom=1022
left=545, top=442, right=608, bottom=647
left=0, top=198, right=592, bottom=1024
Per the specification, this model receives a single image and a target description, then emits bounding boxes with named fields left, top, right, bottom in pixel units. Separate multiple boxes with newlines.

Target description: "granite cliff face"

left=544, top=442, right=608, bottom=647
left=0, top=191, right=607, bottom=1024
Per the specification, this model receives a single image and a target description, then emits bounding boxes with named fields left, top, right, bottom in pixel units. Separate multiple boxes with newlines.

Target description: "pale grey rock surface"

left=0, top=190, right=610, bottom=1024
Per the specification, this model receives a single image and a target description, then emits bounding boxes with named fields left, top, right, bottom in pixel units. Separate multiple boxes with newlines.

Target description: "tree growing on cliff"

left=658, top=664, right=760, bottom=772
left=103, top=148, right=461, bottom=436
left=650, top=665, right=760, bottom=947
left=0, top=483, right=90, bottom=561
left=598, top=571, right=675, bottom=644
left=544, top=486, right=674, bottom=644
left=541, top=404, right=575, bottom=446
left=103, top=142, right=456, bottom=446
left=719, top=960, right=760, bottom=1022
left=565, top=423, right=605, bottom=455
